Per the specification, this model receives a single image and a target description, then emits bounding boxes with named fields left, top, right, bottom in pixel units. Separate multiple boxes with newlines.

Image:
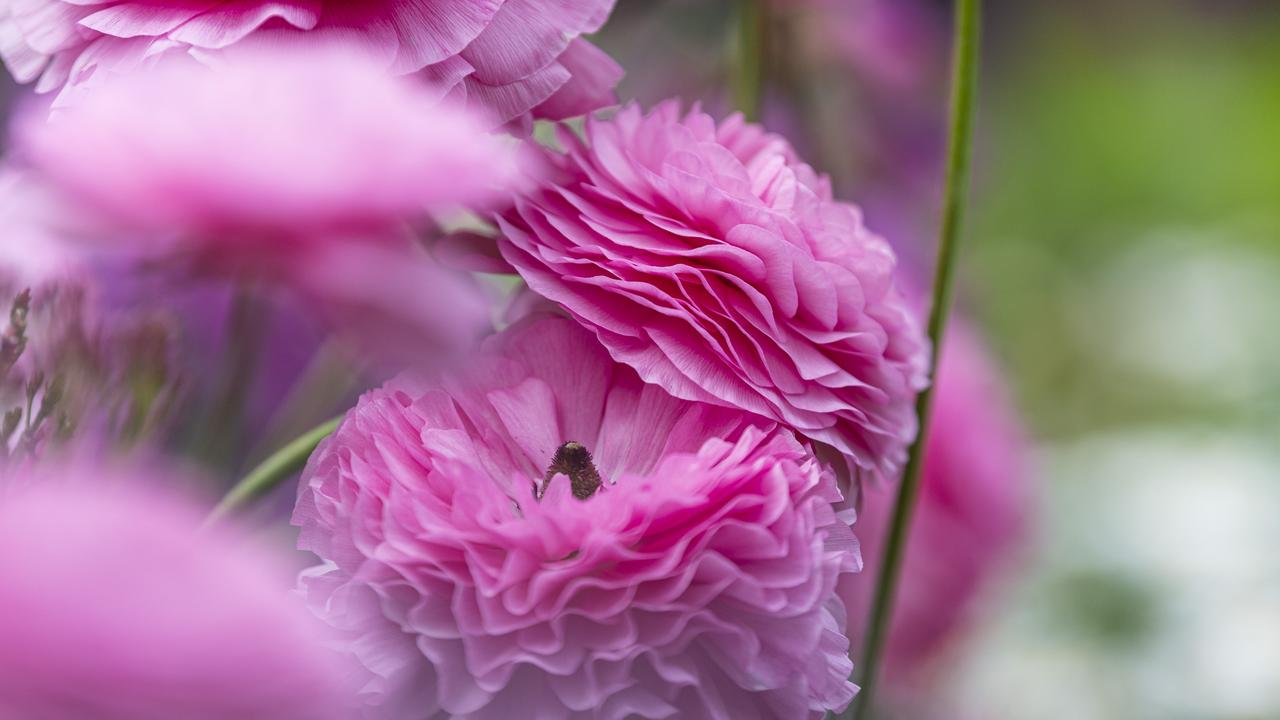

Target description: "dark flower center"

left=539, top=441, right=603, bottom=500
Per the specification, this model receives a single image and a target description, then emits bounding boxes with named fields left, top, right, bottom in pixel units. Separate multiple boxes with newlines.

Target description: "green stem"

left=846, top=0, right=982, bottom=718
left=731, top=0, right=766, bottom=121
left=204, top=415, right=342, bottom=526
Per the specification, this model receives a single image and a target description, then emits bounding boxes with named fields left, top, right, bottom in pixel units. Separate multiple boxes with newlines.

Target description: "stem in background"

left=203, top=415, right=342, bottom=526
left=195, top=282, right=267, bottom=468
left=241, top=340, right=355, bottom=470
left=731, top=0, right=766, bottom=121
left=846, top=0, right=982, bottom=718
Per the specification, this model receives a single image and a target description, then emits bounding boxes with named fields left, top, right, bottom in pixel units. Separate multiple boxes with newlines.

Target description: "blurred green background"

left=955, top=5, right=1280, bottom=719
left=597, top=2, right=1280, bottom=718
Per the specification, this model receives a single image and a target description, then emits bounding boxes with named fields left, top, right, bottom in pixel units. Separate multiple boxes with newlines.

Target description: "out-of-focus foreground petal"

left=0, top=464, right=353, bottom=719
left=16, top=45, right=522, bottom=241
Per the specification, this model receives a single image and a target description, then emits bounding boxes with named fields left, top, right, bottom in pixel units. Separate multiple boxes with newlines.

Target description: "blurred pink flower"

left=295, top=315, right=861, bottom=719
left=0, top=168, right=81, bottom=283
left=0, top=466, right=350, bottom=719
left=15, top=46, right=508, bottom=363
left=18, top=46, right=520, bottom=240
left=0, top=0, right=621, bottom=124
left=840, top=325, right=1029, bottom=689
left=496, top=101, right=927, bottom=482
left=803, top=0, right=941, bottom=92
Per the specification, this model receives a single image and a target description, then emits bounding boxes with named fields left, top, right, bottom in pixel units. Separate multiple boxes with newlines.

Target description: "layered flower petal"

left=496, top=101, right=928, bottom=482
left=0, top=0, right=620, bottom=124
left=295, top=315, right=861, bottom=719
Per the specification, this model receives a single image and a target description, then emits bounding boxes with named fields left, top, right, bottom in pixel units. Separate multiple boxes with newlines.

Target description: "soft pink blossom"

left=295, top=315, right=861, bottom=719
left=0, top=168, right=80, bottom=282
left=0, top=465, right=351, bottom=719
left=17, top=46, right=520, bottom=240
left=840, top=325, right=1029, bottom=688
left=495, top=101, right=928, bottom=482
left=15, top=46, right=507, bottom=363
left=0, top=0, right=621, bottom=125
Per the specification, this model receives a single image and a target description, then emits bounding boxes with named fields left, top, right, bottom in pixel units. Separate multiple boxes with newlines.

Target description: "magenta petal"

left=463, top=59, right=570, bottom=124
left=79, top=1, right=221, bottom=39
left=533, top=39, right=623, bottom=121
left=497, top=101, right=928, bottom=482
left=383, top=0, right=502, bottom=72
left=167, top=0, right=321, bottom=48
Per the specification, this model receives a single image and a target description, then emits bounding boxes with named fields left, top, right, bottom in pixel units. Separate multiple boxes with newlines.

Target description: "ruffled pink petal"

left=382, top=0, right=503, bottom=72
left=166, top=0, right=321, bottom=49
left=79, top=1, right=222, bottom=39
left=463, top=58, right=569, bottom=124
left=295, top=316, right=862, bottom=718
left=533, top=39, right=623, bottom=121
left=497, top=102, right=927, bottom=483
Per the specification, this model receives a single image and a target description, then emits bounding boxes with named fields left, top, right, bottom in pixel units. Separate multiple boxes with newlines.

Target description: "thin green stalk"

left=731, top=0, right=766, bottom=121
left=846, top=0, right=982, bottom=718
left=204, top=415, right=342, bottom=526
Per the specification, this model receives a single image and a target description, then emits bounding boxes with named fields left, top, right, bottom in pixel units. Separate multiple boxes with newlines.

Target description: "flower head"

left=295, top=315, right=860, bottom=719
left=496, top=101, right=927, bottom=481
left=0, top=0, right=621, bottom=125
left=0, top=464, right=350, bottom=719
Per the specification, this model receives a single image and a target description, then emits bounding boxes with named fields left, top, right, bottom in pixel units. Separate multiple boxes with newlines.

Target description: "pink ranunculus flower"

left=840, top=324, right=1029, bottom=691
left=16, top=46, right=513, bottom=362
left=294, top=315, right=861, bottom=719
left=0, top=0, right=621, bottom=125
left=0, top=465, right=352, bottom=719
left=495, top=101, right=928, bottom=482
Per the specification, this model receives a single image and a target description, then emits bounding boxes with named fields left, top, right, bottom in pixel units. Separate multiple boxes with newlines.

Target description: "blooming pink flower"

left=839, top=325, right=1029, bottom=689
left=0, top=465, right=351, bottom=719
left=0, top=0, right=621, bottom=125
left=295, top=315, right=861, bottom=719
left=495, top=101, right=927, bottom=482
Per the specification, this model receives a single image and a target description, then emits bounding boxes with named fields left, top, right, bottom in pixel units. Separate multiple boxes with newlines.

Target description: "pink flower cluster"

left=0, top=1, right=1032, bottom=717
